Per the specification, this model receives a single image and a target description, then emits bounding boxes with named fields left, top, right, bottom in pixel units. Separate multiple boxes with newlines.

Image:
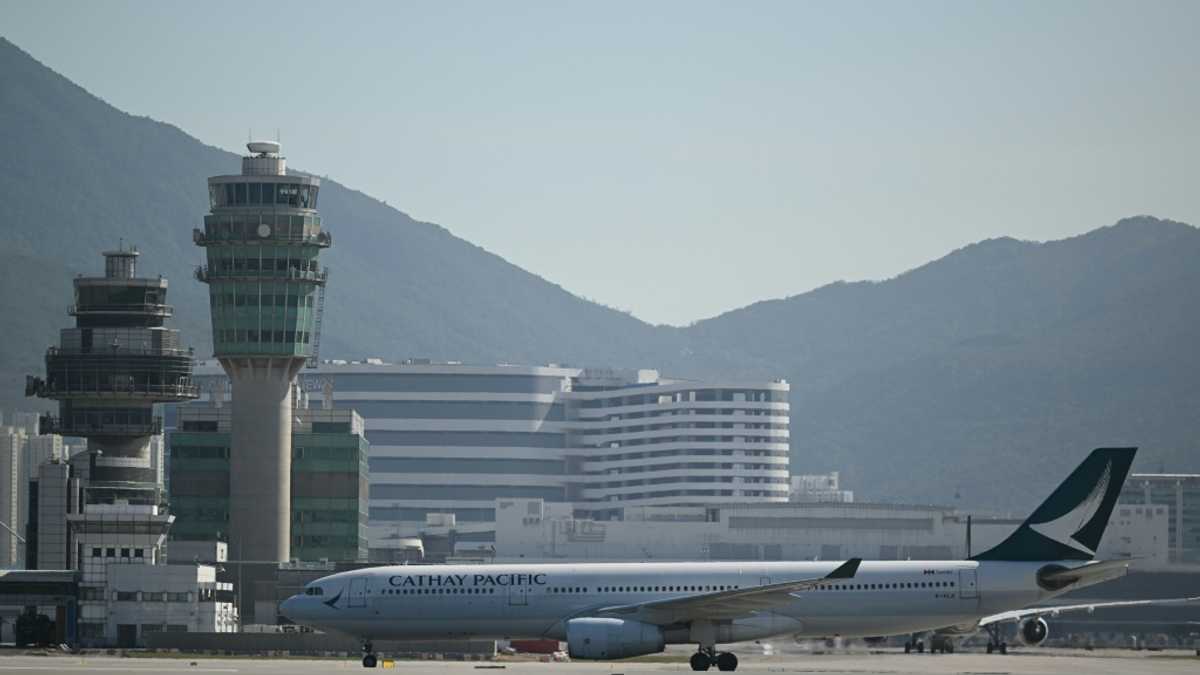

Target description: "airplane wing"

left=594, top=558, right=861, bottom=625
left=1037, top=559, right=1132, bottom=590
left=978, top=595, right=1200, bottom=627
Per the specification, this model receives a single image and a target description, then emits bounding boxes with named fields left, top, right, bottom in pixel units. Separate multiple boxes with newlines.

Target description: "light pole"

left=0, top=519, right=27, bottom=569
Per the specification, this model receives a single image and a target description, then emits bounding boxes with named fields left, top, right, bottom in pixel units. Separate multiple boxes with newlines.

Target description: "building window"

left=115, top=591, right=138, bottom=602
left=121, top=548, right=131, bottom=558
left=106, top=548, right=116, bottom=557
left=92, top=548, right=101, bottom=558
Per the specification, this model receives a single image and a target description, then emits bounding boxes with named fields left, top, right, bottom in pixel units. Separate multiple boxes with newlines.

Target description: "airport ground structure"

left=489, top=497, right=1174, bottom=567
left=1122, top=474, right=1200, bottom=565
left=14, top=248, right=237, bottom=648
left=169, top=402, right=369, bottom=562
left=182, top=359, right=791, bottom=561
left=193, top=140, right=331, bottom=564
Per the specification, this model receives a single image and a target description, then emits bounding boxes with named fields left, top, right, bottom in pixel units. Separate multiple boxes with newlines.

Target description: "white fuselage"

left=281, top=559, right=1064, bottom=643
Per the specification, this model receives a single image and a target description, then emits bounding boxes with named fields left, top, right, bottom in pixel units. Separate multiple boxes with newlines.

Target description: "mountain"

left=2, top=37, right=1197, bottom=511
left=683, top=217, right=1200, bottom=508
left=0, top=36, right=676, bottom=410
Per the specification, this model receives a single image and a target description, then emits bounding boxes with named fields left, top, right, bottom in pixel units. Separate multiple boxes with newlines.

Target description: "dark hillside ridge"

left=3, top=37, right=1197, bottom=510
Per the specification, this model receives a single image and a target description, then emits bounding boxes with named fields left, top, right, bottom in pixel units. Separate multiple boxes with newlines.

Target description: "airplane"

left=281, top=447, right=1199, bottom=670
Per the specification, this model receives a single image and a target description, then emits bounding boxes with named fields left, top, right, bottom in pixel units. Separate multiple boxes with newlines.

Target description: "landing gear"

left=690, top=646, right=738, bottom=672
left=984, top=625, right=1007, bottom=655
left=361, top=641, right=377, bottom=668
left=927, top=635, right=955, bottom=654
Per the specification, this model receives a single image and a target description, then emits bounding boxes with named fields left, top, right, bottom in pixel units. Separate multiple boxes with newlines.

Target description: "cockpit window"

left=304, top=587, right=325, bottom=596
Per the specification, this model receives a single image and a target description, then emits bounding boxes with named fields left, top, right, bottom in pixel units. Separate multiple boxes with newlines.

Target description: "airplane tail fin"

left=972, top=447, right=1136, bottom=562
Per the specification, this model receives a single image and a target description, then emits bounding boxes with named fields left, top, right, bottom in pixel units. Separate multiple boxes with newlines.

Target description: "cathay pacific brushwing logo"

left=1028, top=460, right=1112, bottom=556
left=323, top=588, right=343, bottom=609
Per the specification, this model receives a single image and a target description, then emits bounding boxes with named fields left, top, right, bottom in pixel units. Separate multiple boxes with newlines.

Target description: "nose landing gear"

left=361, top=641, right=377, bottom=668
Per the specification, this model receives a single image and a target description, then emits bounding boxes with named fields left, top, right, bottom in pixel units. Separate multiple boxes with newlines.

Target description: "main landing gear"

left=904, top=634, right=955, bottom=654
left=361, top=640, right=378, bottom=668
left=983, top=624, right=1007, bottom=654
left=903, top=639, right=924, bottom=653
left=690, top=646, right=738, bottom=671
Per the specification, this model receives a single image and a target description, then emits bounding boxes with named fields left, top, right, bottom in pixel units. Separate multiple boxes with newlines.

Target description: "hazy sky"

left=4, top=1, right=1197, bottom=325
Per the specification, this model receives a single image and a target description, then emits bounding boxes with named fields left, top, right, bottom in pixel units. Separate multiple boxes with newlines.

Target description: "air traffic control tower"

left=194, top=141, right=331, bottom=562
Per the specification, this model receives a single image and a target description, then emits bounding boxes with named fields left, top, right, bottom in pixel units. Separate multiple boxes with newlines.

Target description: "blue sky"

left=3, top=1, right=1197, bottom=325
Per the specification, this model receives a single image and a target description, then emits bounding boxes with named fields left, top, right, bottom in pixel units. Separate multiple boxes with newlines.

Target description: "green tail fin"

left=972, top=447, right=1136, bottom=562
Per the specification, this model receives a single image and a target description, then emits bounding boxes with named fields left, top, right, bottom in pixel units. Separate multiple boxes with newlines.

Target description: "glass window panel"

left=262, top=183, right=276, bottom=205
left=224, top=183, right=235, bottom=206
left=235, top=183, right=246, bottom=205
left=249, top=182, right=261, bottom=204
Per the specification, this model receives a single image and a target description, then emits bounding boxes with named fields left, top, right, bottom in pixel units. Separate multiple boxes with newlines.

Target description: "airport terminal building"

left=184, top=360, right=790, bottom=561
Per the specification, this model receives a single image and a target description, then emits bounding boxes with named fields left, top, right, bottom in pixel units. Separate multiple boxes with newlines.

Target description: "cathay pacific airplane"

left=281, top=448, right=1198, bottom=670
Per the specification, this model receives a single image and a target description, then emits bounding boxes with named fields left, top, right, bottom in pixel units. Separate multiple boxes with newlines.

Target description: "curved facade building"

left=568, top=374, right=791, bottom=509
left=302, top=363, right=579, bottom=533
left=194, top=141, right=331, bottom=562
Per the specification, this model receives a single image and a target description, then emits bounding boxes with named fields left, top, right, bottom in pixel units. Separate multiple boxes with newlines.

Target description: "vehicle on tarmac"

left=281, top=447, right=1198, bottom=670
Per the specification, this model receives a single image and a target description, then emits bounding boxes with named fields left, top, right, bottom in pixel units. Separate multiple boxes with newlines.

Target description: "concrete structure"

left=491, top=497, right=1171, bottom=566
left=188, top=360, right=789, bottom=560
left=29, top=460, right=72, bottom=570
left=168, top=404, right=369, bottom=562
left=1121, top=473, right=1200, bottom=565
left=790, top=471, right=854, bottom=503
left=194, top=141, right=332, bottom=563
left=0, top=570, right=77, bottom=645
left=105, top=563, right=236, bottom=647
left=0, top=427, right=24, bottom=567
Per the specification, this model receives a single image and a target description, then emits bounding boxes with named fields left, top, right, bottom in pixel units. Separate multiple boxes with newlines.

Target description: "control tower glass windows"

left=210, top=182, right=319, bottom=209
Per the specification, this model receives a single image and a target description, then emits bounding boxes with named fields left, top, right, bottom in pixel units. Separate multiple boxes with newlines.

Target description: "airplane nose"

left=280, top=594, right=301, bottom=620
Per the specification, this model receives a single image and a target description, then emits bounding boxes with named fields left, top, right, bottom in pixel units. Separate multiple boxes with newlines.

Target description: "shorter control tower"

left=194, top=141, right=331, bottom=562
left=26, top=246, right=197, bottom=578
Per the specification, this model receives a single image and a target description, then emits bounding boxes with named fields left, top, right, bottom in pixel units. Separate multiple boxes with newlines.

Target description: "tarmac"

left=0, top=649, right=1198, bottom=675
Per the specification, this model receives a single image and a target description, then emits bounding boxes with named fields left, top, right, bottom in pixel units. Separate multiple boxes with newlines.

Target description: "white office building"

left=188, top=360, right=790, bottom=559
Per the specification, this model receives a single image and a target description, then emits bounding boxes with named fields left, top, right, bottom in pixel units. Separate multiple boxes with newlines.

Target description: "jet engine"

left=566, top=617, right=665, bottom=660
left=1018, top=617, right=1049, bottom=646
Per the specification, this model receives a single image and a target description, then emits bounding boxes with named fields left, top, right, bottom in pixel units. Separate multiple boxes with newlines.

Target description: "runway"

left=0, top=650, right=1197, bottom=675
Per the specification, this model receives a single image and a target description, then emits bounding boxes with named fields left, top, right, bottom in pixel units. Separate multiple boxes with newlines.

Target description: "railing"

left=69, top=303, right=173, bottom=316
left=39, top=415, right=164, bottom=436
left=193, top=228, right=331, bottom=247
left=46, top=345, right=195, bottom=358
left=195, top=266, right=328, bottom=283
left=35, top=382, right=200, bottom=399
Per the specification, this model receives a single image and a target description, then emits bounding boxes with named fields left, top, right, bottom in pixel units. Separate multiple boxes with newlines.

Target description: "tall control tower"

left=194, top=141, right=331, bottom=562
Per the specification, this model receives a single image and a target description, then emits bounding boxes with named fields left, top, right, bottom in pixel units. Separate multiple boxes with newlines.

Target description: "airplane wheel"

left=986, top=643, right=994, bottom=654
left=690, top=652, right=711, bottom=671
left=716, top=652, right=738, bottom=671
left=945, top=642, right=954, bottom=654
left=904, top=642, right=912, bottom=654
left=999, top=643, right=1007, bottom=655
left=916, top=641, right=924, bottom=653
left=362, top=654, right=377, bottom=668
